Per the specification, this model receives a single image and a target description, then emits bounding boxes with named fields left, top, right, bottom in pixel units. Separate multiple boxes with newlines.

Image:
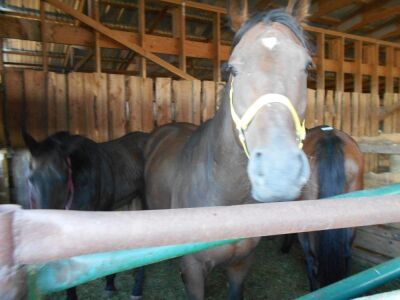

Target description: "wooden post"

left=316, top=33, right=325, bottom=90
left=334, top=37, right=344, bottom=92
left=354, top=40, right=362, bottom=93
left=138, top=0, right=146, bottom=77
left=93, top=0, right=101, bottom=73
left=213, top=13, right=221, bottom=82
left=173, top=4, right=186, bottom=73
left=386, top=47, right=394, bottom=94
left=40, top=1, right=48, bottom=72
left=369, top=44, right=379, bottom=95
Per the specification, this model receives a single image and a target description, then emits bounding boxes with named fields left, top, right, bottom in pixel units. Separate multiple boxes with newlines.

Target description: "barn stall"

left=1, top=0, right=400, bottom=299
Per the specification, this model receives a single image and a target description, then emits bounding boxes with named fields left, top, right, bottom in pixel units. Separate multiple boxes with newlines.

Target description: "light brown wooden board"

left=354, top=226, right=400, bottom=258
left=68, top=72, right=86, bottom=135
left=384, top=93, right=393, bottom=133
left=155, top=77, right=172, bottom=126
left=324, top=90, right=334, bottom=126
left=315, top=89, right=325, bottom=126
left=334, top=91, right=342, bottom=130
left=94, top=73, right=109, bottom=142
left=4, top=70, right=24, bottom=147
left=142, top=78, right=154, bottom=132
left=305, top=89, right=315, bottom=128
left=173, top=80, right=193, bottom=123
left=342, top=92, right=351, bottom=134
left=108, top=74, right=126, bottom=139
left=351, top=93, right=360, bottom=137
left=192, top=80, right=201, bottom=125
left=127, top=76, right=143, bottom=132
left=24, top=70, right=46, bottom=141
left=358, top=93, right=367, bottom=137
left=201, top=81, right=216, bottom=122
left=47, top=72, right=68, bottom=134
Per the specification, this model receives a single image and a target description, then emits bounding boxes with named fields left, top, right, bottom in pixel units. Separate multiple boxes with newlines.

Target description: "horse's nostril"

left=255, top=151, right=262, bottom=158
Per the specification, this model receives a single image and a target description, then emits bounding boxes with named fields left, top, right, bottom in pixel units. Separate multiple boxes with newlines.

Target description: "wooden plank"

left=173, top=80, right=192, bottom=123
left=155, top=78, right=172, bottom=126
left=315, top=89, right=325, bottom=126
left=68, top=72, right=86, bottom=135
left=352, top=246, right=389, bottom=266
left=334, top=91, right=342, bottom=130
left=342, top=92, right=351, bottom=134
left=354, top=40, right=362, bottom=93
left=386, top=47, right=394, bottom=93
left=93, top=0, right=101, bottom=73
left=324, top=90, right=334, bottom=126
left=358, top=93, right=367, bottom=136
left=127, top=76, right=143, bottom=132
left=47, top=72, right=67, bottom=135
left=107, top=74, right=126, bottom=139
left=215, top=82, right=225, bottom=110
left=351, top=92, right=360, bottom=137
left=45, top=0, right=196, bottom=80
left=142, top=78, right=154, bottom=132
left=93, top=73, right=108, bottom=141
left=192, top=80, right=201, bottom=125
left=4, top=70, right=24, bottom=147
left=213, top=13, right=221, bottom=82
left=335, top=37, right=344, bottom=92
left=316, top=33, right=325, bottom=90
left=138, top=0, right=146, bottom=77
left=384, top=93, right=394, bottom=133
left=370, top=93, right=380, bottom=136
left=201, top=81, right=216, bottom=122
left=354, top=226, right=400, bottom=258
left=40, top=1, right=48, bottom=72
left=24, top=70, right=47, bottom=141
left=305, top=89, right=316, bottom=128
left=395, top=94, right=400, bottom=133
left=84, top=73, right=108, bottom=141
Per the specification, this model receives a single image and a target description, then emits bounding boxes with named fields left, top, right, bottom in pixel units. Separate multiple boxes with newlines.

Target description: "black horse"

left=22, top=130, right=149, bottom=300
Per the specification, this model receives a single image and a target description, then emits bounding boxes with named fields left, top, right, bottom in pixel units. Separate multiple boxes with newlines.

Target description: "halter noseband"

left=229, top=78, right=306, bottom=158
left=28, top=157, right=74, bottom=210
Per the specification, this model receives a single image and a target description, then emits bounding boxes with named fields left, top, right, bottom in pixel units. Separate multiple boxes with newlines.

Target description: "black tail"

left=315, top=129, right=352, bottom=286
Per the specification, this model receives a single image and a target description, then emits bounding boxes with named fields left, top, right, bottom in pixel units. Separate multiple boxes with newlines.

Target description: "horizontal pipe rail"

left=298, top=256, right=400, bottom=300
left=3, top=184, right=400, bottom=265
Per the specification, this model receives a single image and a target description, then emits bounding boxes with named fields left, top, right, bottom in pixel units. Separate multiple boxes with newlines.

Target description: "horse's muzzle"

left=247, top=146, right=310, bottom=202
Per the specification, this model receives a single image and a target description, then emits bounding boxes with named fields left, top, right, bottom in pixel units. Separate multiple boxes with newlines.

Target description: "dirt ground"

left=48, top=237, right=400, bottom=300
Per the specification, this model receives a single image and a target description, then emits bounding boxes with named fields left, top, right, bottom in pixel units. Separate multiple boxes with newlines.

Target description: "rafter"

left=313, top=0, right=354, bottom=17
left=337, top=6, right=400, bottom=32
left=44, top=0, right=195, bottom=80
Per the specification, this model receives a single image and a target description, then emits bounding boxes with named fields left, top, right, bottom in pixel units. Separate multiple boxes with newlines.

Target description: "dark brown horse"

left=22, top=130, right=148, bottom=300
left=144, top=1, right=312, bottom=299
left=282, top=125, right=364, bottom=291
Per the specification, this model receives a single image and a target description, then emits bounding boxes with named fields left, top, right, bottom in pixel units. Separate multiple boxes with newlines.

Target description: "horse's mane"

left=232, top=8, right=310, bottom=51
left=36, top=131, right=89, bottom=155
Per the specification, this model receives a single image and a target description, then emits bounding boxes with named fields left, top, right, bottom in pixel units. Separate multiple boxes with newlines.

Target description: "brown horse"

left=282, top=125, right=364, bottom=291
left=144, top=1, right=312, bottom=299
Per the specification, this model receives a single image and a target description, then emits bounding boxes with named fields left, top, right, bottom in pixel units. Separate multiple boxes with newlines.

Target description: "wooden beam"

left=40, top=1, right=48, bottom=72
left=213, top=12, right=221, bottom=82
left=316, top=32, right=325, bottom=90
left=44, top=0, right=195, bottom=80
left=138, top=0, right=146, bottom=77
left=337, top=7, right=400, bottom=32
left=386, top=46, right=394, bottom=93
left=313, top=0, right=354, bottom=17
left=369, top=44, right=379, bottom=95
left=335, top=37, right=344, bottom=92
left=158, top=0, right=226, bottom=14
left=0, top=38, right=3, bottom=73
left=174, top=4, right=186, bottom=72
left=92, top=0, right=101, bottom=73
left=73, top=50, right=93, bottom=71
left=354, top=40, right=362, bottom=93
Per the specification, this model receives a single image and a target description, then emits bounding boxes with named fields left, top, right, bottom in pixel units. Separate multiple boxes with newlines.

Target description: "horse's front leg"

left=105, top=274, right=117, bottom=296
left=298, top=233, right=319, bottom=291
left=226, top=253, right=254, bottom=300
left=131, top=267, right=145, bottom=300
left=66, top=287, right=78, bottom=300
left=180, top=254, right=206, bottom=300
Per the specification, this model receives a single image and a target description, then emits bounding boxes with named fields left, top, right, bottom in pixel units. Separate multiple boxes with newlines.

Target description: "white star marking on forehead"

left=261, top=37, right=278, bottom=50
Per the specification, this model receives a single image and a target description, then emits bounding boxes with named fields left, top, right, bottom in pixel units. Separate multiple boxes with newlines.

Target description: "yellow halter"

left=229, top=78, right=306, bottom=158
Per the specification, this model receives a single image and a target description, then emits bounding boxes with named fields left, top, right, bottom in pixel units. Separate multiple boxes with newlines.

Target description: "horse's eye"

left=305, top=61, right=314, bottom=74
left=227, top=64, right=238, bottom=77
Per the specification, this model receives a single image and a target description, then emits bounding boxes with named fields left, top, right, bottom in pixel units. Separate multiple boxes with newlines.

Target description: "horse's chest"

left=195, top=237, right=261, bottom=269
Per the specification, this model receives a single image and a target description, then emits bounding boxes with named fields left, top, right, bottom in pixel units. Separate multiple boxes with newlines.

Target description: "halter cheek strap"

left=229, top=78, right=306, bottom=158
left=64, top=157, right=74, bottom=210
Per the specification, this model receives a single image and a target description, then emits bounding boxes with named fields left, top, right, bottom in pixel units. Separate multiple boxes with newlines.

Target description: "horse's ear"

left=286, top=0, right=310, bottom=23
left=227, top=0, right=248, bottom=32
left=22, top=129, right=40, bottom=157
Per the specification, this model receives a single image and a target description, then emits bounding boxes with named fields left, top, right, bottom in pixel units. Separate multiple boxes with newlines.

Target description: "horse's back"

left=144, top=123, right=198, bottom=210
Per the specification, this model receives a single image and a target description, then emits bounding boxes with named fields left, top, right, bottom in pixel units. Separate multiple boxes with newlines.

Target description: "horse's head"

left=227, top=0, right=311, bottom=202
left=23, top=130, right=73, bottom=209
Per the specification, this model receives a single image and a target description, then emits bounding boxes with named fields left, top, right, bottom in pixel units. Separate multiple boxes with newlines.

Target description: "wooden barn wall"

left=2, top=69, right=221, bottom=147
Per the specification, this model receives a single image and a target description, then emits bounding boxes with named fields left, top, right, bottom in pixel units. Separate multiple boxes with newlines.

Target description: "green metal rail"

left=297, top=256, right=400, bottom=300
left=27, top=183, right=400, bottom=298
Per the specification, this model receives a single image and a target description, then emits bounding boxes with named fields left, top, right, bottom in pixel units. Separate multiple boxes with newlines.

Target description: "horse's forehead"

left=238, top=22, right=303, bottom=54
